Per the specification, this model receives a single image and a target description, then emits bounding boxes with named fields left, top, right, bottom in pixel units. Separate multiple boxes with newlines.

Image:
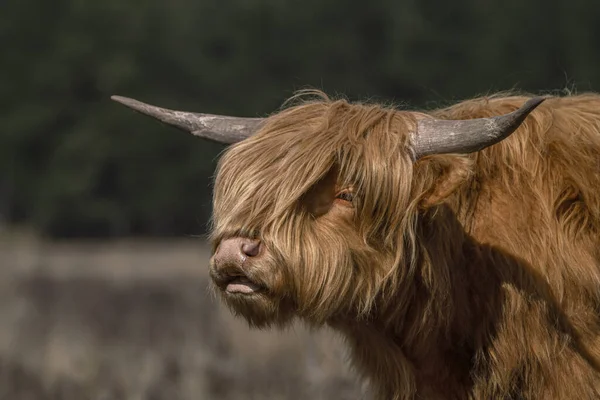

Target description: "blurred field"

left=0, top=234, right=368, bottom=400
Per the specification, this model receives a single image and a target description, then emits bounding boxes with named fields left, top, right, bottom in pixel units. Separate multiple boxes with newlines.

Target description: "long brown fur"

left=209, top=90, right=600, bottom=399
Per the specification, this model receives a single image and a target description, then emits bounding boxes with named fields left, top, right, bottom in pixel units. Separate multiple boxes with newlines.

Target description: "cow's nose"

left=215, top=237, right=261, bottom=266
left=241, top=240, right=260, bottom=257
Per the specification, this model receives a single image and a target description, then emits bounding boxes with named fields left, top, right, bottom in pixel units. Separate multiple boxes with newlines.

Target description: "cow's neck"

left=330, top=205, right=503, bottom=399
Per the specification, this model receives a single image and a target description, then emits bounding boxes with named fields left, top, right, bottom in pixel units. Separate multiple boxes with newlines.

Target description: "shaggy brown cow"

left=113, top=90, right=600, bottom=400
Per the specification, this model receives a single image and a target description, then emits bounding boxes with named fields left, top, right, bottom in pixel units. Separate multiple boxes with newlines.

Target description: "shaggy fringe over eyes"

left=211, top=90, right=432, bottom=320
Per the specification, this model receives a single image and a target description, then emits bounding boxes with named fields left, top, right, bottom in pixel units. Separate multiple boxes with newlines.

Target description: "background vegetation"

left=0, top=237, right=362, bottom=399
left=3, top=0, right=600, bottom=238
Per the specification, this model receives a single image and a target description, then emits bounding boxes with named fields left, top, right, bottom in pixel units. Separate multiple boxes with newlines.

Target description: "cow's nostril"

left=242, top=240, right=261, bottom=257
left=214, top=237, right=262, bottom=267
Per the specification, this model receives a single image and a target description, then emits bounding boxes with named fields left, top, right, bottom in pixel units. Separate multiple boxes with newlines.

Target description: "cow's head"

left=112, top=91, right=543, bottom=327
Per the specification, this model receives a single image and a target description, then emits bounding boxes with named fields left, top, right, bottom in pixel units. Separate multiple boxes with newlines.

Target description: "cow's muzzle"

left=210, top=237, right=265, bottom=295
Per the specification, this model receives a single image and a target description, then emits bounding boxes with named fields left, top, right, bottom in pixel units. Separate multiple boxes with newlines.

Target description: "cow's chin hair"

left=212, top=256, right=296, bottom=329
left=217, top=289, right=295, bottom=328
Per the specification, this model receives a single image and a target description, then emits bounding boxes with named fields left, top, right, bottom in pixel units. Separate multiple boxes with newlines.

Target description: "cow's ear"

left=415, top=155, right=474, bottom=208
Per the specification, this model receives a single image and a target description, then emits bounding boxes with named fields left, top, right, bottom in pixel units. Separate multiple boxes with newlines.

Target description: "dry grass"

left=0, top=234, right=368, bottom=400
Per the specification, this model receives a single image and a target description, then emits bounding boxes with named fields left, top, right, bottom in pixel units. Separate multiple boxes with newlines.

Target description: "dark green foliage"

left=2, top=0, right=599, bottom=237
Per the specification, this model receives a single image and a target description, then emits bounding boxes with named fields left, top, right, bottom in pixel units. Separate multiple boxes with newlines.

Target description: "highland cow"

left=113, top=90, right=600, bottom=399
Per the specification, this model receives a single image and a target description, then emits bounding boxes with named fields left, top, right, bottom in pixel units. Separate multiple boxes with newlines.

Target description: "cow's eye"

left=335, top=190, right=354, bottom=203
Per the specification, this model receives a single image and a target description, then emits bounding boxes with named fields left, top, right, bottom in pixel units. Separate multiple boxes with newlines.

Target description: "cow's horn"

left=111, top=95, right=264, bottom=144
left=413, top=97, right=546, bottom=158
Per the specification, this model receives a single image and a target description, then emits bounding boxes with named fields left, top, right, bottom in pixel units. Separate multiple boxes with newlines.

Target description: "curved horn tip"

left=110, top=95, right=176, bottom=123
left=110, top=94, right=126, bottom=102
left=521, top=96, right=546, bottom=113
left=496, top=96, right=547, bottom=130
left=110, top=95, right=149, bottom=111
left=110, top=94, right=131, bottom=104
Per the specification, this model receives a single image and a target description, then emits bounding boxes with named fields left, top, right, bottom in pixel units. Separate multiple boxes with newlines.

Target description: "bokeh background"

left=2, top=0, right=600, bottom=398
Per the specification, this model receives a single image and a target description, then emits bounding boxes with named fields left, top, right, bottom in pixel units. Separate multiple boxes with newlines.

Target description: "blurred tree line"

left=2, top=0, right=600, bottom=238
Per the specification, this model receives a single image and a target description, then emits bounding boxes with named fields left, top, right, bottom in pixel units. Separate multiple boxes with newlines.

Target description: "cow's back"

left=432, top=93, right=600, bottom=265
left=431, top=94, right=600, bottom=397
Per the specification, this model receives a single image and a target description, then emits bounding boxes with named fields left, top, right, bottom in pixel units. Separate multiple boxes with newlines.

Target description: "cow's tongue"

left=226, top=276, right=261, bottom=294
